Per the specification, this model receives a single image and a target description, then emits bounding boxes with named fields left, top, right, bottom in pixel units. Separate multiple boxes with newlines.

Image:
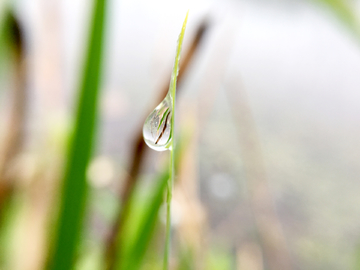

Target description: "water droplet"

left=143, top=94, right=172, bottom=151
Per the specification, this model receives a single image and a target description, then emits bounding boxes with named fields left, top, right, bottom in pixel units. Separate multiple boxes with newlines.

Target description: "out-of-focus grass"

left=0, top=7, right=17, bottom=217
left=177, top=247, right=195, bottom=270
left=0, top=8, right=24, bottom=269
left=316, top=0, right=360, bottom=37
left=205, top=248, right=233, bottom=270
left=0, top=5, right=10, bottom=51
left=47, top=0, right=108, bottom=269
left=120, top=171, right=169, bottom=270
left=118, top=135, right=187, bottom=270
left=0, top=9, right=18, bottom=76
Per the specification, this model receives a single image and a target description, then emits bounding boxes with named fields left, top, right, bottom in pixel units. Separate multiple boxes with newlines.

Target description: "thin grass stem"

left=163, top=11, right=188, bottom=270
left=163, top=148, right=173, bottom=270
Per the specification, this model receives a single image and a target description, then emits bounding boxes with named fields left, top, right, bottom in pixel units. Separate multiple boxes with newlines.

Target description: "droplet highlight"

left=143, top=94, right=172, bottom=151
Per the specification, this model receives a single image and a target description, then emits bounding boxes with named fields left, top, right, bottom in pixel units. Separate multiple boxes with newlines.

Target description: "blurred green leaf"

left=118, top=136, right=186, bottom=270
left=0, top=8, right=22, bottom=76
left=122, top=170, right=169, bottom=270
left=177, top=247, right=195, bottom=270
left=0, top=11, right=21, bottom=50
left=0, top=194, right=21, bottom=269
left=0, top=8, right=23, bottom=268
left=315, top=0, right=359, bottom=35
left=205, top=247, right=232, bottom=270
left=48, top=0, right=108, bottom=269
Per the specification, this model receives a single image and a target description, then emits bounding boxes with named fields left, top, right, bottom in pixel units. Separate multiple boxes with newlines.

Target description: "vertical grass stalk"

left=163, top=11, right=189, bottom=270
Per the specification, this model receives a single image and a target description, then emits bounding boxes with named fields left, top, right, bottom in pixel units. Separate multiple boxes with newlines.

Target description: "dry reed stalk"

left=0, top=14, right=26, bottom=224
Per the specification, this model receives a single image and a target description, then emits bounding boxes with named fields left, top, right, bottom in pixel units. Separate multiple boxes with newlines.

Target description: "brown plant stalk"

left=0, top=13, right=26, bottom=225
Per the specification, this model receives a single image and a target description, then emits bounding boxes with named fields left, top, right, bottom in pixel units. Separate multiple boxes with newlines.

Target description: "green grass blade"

left=120, top=137, right=186, bottom=270
left=48, top=0, right=108, bottom=269
left=165, top=11, right=189, bottom=270
left=124, top=170, right=169, bottom=270
left=316, top=0, right=359, bottom=36
left=169, top=11, right=188, bottom=105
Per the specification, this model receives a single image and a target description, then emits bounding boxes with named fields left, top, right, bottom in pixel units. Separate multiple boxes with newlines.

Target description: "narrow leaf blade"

left=48, top=0, right=108, bottom=269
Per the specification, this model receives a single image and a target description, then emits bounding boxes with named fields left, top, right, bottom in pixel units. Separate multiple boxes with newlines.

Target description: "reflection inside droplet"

left=143, top=94, right=172, bottom=151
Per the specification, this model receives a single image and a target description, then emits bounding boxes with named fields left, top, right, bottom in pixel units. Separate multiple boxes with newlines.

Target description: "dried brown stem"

left=0, top=13, right=26, bottom=224
left=104, top=20, right=209, bottom=270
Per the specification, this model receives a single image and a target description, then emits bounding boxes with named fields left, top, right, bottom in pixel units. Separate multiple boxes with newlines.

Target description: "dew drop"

left=143, top=94, right=172, bottom=151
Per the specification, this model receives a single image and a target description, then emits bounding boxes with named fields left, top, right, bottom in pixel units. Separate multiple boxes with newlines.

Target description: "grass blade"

left=104, top=20, right=208, bottom=270
left=316, top=0, right=359, bottom=36
left=165, top=11, right=189, bottom=270
left=48, top=0, right=108, bottom=269
left=124, top=170, right=169, bottom=270
left=120, top=136, right=186, bottom=270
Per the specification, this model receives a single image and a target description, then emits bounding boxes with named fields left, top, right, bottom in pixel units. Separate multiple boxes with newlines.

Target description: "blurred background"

left=1, top=0, right=360, bottom=269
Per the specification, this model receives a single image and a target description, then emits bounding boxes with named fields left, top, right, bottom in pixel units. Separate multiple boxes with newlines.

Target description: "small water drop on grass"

left=143, top=93, right=172, bottom=151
